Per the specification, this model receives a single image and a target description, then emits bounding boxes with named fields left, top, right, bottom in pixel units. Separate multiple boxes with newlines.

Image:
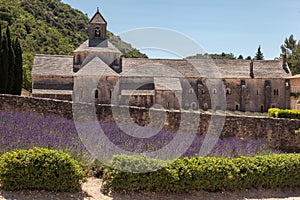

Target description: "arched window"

left=95, top=89, right=99, bottom=99
left=189, top=88, right=194, bottom=94
left=95, top=27, right=101, bottom=37
left=261, top=105, right=264, bottom=113
left=256, top=90, right=259, bottom=95
left=213, top=89, right=217, bottom=94
left=191, top=102, right=198, bottom=110
left=226, top=88, right=231, bottom=95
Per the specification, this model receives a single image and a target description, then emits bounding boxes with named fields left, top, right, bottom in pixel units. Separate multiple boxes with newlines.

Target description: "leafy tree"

left=238, top=55, right=244, bottom=60
left=245, top=56, right=252, bottom=60
left=281, top=34, right=300, bottom=75
left=0, top=0, right=148, bottom=91
left=254, top=45, right=264, bottom=60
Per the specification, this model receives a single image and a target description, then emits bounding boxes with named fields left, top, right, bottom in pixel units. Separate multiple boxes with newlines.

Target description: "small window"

left=95, top=27, right=101, bottom=37
left=241, top=80, right=246, bottom=85
left=261, top=105, right=264, bottom=113
left=191, top=102, right=198, bottom=110
left=202, top=90, right=205, bottom=94
left=109, top=90, right=112, bottom=99
left=213, top=89, right=217, bottom=94
left=256, top=90, right=259, bottom=95
left=189, top=88, right=194, bottom=94
left=95, top=89, right=99, bottom=99
left=226, top=88, right=231, bottom=95
left=236, top=105, right=239, bottom=111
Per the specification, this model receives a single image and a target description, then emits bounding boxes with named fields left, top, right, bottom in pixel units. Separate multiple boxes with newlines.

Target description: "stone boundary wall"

left=0, top=94, right=300, bottom=152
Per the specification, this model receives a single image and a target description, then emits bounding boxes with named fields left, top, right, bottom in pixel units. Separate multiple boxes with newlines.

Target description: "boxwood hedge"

left=102, top=154, right=300, bottom=192
left=268, top=108, right=300, bottom=119
left=0, top=147, right=85, bottom=192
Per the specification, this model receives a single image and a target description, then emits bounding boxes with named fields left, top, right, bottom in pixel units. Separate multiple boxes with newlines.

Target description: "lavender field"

left=0, top=111, right=280, bottom=162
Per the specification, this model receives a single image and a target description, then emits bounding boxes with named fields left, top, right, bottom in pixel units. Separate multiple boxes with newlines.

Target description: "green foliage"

left=0, top=0, right=147, bottom=91
left=0, top=27, right=9, bottom=93
left=187, top=52, right=237, bottom=60
left=12, top=38, right=23, bottom=95
left=102, top=154, right=300, bottom=192
left=0, top=26, right=22, bottom=94
left=268, top=108, right=300, bottom=119
left=0, top=147, right=86, bottom=192
left=254, top=45, right=264, bottom=60
left=291, top=92, right=300, bottom=98
left=281, top=35, right=300, bottom=75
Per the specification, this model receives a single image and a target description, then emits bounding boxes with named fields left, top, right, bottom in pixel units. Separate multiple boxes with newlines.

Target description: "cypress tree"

left=6, top=26, right=15, bottom=94
left=0, top=34, right=9, bottom=94
left=254, top=45, right=264, bottom=60
left=12, top=38, right=23, bottom=95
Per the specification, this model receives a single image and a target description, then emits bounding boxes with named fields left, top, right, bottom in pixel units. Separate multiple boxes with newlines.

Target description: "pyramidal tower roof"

left=89, top=7, right=107, bottom=24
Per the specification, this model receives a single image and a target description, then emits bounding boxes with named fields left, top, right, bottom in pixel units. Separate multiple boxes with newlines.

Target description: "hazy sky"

left=62, top=0, right=300, bottom=59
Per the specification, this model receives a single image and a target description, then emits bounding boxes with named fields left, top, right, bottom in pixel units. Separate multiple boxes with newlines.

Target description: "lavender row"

left=0, top=111, right=280, bottom=161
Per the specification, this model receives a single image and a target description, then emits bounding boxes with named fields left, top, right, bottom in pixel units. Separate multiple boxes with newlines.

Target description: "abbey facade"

left=32, top=10, right=295, bottom=112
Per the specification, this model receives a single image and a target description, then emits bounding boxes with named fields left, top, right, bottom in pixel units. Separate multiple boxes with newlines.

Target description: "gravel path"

left=0, top=178, right=299, bottom=200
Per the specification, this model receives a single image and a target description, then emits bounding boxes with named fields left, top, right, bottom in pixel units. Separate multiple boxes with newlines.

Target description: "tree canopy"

left=0, top=0, right=147, bottom=91
left=281, top=35, right=300, bottom=75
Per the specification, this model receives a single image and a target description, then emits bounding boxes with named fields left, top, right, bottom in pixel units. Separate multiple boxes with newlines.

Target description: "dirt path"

left=0, top=177, right=299, bottom=200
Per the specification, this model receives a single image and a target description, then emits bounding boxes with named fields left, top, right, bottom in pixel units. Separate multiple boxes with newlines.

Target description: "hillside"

left=0, top=0, right=147, bottom=91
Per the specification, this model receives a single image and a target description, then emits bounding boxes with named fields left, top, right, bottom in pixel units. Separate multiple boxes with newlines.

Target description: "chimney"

left=250, top=60, right=254, bottom=78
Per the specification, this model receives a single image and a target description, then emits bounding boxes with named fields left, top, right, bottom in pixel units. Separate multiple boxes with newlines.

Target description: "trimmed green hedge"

left=268, top=108, right=300, bottom=119
left=0, top=147, right=85, bottom=192
left=102, top=154, right=300, bottom=192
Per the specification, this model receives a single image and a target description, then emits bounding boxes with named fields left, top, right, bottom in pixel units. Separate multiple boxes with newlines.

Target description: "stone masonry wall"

left=0, top=94, right=300, bottom=152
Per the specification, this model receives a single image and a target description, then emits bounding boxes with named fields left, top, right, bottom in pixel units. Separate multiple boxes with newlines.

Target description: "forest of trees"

left=186, top=46, right=264, bottom=61
left=0, top=0, right=147, bottom=92
left=1, top=0, right=300, bottom=95
left=0, top=26, right=23, bottom=95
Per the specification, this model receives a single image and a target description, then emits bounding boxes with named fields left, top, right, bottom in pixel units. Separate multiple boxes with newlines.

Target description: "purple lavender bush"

left=0, top=111, right=280, bottom=164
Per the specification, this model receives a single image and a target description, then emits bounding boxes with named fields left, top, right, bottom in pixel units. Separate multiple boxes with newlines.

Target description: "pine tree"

left=238, top=55, right=244, bottom=60
left=254, top=45, right=264, bottom=60
left=12, top=38, right=23, bottom=95
left=6, top=26, right=15, bottom=94
left=0, top=33, right=9, bottom=94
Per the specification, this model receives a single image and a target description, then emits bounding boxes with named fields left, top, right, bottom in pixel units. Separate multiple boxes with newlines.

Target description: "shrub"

left=0, top=147, right=86, bottom=192
left=268, top=108, right=300, bottom=119
left=102, top=154, right=300, bottom=192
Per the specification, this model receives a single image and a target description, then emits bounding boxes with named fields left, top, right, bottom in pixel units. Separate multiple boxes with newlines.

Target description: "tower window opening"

left=95, top=27, right=101, bottom=37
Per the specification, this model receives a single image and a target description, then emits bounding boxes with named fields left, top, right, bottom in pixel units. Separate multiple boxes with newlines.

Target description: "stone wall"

left=0, top=94, right=300, bottom=152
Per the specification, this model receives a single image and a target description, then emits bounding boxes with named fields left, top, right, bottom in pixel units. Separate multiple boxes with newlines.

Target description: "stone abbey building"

left=32, top=9, right=294, bottom=112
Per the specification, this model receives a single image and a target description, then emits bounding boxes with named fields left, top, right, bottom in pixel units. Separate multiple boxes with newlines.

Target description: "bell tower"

left=87, top=7, right=108, bottom=47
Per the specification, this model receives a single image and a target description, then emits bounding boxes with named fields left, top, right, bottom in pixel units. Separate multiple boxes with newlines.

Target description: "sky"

left=61, top=0, right=300, bottom=60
